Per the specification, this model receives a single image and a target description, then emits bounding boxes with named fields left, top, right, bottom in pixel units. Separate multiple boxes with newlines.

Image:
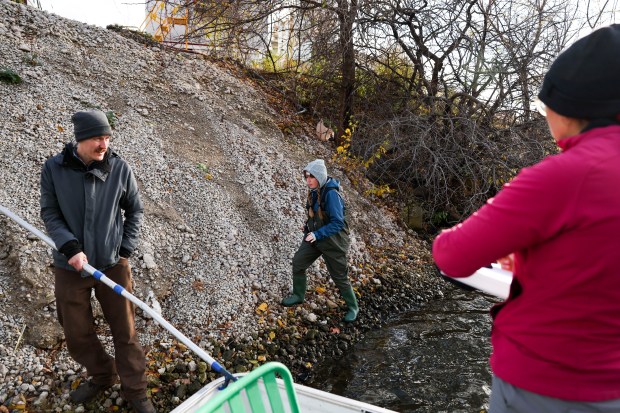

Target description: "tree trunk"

left=336, top=0, right=357, bottom=146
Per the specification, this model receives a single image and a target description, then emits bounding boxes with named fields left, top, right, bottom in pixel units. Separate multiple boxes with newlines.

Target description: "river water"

left=307, top=286, right=499, bottom=412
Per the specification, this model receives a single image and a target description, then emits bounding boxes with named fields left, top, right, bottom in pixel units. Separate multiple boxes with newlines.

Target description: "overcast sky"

left=37, top=0, right=148, bottom=29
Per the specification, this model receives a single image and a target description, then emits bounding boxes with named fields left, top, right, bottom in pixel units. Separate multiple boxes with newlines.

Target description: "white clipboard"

left=443, top=263, right=513, bottom=299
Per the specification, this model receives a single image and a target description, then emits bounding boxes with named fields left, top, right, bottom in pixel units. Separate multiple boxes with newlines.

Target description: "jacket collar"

left=557, top=125, right=620, bottom=151
left=60, top=142, right=112, bottom=181
left=557, top=125, right=620, bottom=152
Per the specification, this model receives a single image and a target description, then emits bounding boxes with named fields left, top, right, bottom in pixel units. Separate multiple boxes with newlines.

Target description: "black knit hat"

left=71, top=110, right=112, bottom=142
left=538, top=24, right=620, bottom=119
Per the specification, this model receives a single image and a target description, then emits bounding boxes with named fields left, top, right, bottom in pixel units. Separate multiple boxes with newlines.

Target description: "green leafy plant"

left=23, top=52, right=40, bottom=66
left=105, top=111, right=118, bottom=129
left=0, top=68, right=22, bottom=84
left=332, top=121, right=394, bottom=199
left=431, top=210, right=450, bottom=227
left=197, top=163, right=213, bottom=180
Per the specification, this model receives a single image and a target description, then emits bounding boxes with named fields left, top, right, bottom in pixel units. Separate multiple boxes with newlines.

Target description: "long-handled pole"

left=0, top=204, right=237, bottom=386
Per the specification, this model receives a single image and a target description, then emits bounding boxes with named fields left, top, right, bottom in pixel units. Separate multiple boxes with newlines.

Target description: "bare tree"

left=144, top=0, right=617, bottom=227
left=345, top=0, right=616, bottom=226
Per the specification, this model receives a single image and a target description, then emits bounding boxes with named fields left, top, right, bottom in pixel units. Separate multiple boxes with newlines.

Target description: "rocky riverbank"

left=0, top=1, right=442, bottom=411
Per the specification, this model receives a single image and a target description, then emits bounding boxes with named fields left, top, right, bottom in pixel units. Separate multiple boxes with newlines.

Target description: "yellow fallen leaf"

left=268, top=331, right=275, bottom=340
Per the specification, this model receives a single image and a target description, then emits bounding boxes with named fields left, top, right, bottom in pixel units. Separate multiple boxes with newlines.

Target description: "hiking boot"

left=70, top=380, right=112, bottom=404
left=129, top=397, right=157, bottom=413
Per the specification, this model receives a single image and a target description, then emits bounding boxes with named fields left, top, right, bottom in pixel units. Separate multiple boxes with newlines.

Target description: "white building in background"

left=141, top=0, right=311, bottom=68
left=266, top=0, right=312, bottom=65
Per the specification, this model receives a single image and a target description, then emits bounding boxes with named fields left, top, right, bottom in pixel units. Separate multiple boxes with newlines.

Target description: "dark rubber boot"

left=70, top=380, right=113, bottom=404
left=281, top=275, right=307, bottom=307
left=129, top=397, right=157, bottom=413
left=340, top=286, right=359, bottom=322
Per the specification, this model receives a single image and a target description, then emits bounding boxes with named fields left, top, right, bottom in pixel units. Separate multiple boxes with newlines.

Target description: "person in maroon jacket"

left=433, top=25, right=620, bottom=412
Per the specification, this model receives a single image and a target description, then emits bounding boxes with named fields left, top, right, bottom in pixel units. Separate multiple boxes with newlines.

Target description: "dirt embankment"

left=0, top=1, right=441, bottom=411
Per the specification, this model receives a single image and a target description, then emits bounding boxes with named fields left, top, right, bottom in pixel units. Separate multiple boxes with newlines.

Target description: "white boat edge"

left=443, top=264, right=513, bottom=299
left=170, top=372, right=398, bottom=413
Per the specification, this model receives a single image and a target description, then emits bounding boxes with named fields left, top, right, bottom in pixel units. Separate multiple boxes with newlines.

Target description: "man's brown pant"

left=54, top=259, right=147, bottom=400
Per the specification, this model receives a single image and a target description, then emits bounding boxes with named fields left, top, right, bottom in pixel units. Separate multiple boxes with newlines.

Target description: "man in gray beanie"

left=40, top=110, right=156, bottom=412
left=281, top=159, right=359, bottom=322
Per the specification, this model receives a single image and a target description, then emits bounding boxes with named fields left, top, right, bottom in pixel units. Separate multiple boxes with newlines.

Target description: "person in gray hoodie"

left=40, top=110, right=155, bottom=413
left=281, top=159, right=359, bottom=322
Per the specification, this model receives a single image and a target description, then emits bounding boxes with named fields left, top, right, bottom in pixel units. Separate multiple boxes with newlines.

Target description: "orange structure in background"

left=140, top=1, right=190, bottom=48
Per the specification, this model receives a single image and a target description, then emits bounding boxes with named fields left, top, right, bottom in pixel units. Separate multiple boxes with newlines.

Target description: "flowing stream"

left=307, top=286, right=499, bottom=412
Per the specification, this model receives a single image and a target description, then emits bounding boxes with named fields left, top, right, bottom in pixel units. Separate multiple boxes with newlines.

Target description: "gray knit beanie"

left=304, top=159, right=328, bottom=187
left=72, top=110, right=112, bottom=142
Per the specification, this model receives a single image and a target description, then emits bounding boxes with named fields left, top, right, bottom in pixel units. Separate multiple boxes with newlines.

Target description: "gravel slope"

left=0, top=1, right=440, bottom=411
